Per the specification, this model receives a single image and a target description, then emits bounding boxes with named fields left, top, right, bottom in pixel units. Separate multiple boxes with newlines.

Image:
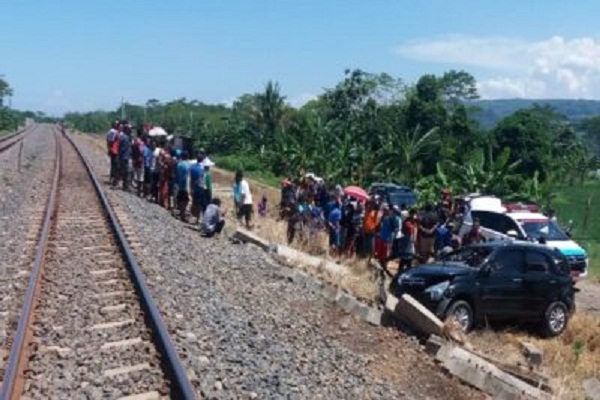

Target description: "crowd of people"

left=279, top=175, right=487, bottom=279
left=106, top=120, right=230, bottom=237
left=106, top=120, right=492, bottom=277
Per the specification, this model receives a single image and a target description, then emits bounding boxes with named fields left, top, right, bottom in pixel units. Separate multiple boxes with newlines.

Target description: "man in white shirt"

left=233, top=170, right=253, bottom=229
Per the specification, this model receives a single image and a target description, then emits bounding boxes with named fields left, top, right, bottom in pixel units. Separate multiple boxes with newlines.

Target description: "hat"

left=401, top=210, right=409, bottom=218
left=202, top=158, right=215, bottom=167
left=392, top=205, right=400, bottom=213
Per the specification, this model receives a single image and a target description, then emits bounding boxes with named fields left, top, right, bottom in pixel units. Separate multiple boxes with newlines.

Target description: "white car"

left=459, top=196, right=589, bottom=277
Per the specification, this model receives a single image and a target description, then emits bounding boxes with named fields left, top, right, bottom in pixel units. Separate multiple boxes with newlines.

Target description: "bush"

left=215, top=154, right=263, bottom=173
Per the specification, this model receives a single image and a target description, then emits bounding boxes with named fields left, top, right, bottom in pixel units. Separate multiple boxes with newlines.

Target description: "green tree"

left=439, top=70, right=479, bottom=106
left=492, top=108, right=555, bottom=179
left=0, top=77, right=13, bottom=107
left=580, top=115, right=600, bottom=157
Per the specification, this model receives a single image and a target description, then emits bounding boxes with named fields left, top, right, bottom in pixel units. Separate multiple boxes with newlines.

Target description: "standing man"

left=143, top=139, right=155, bottom=198
left=327, top=202, right=342, bottom=256
left=375, top=204, right=395, bottom=276
left=176, top=151, right=190, bottom=222
left=132, top=133, right=146, bottom=196
left=417, top=204, right=439, bottom=263
left=106, top=121, right=120, bottom=186
left=151, top=142, right=162, bottom=202
left=362, top=200, right=379, bottom=259
left=203, top=158, right=214, bottom=206
left=397, top=209, right=417, bottom=275
left=233, top=170, right=253, bottom=229
left=118, top=124, right=133, bottom=191
left=189, top=150, right=207, bottom=224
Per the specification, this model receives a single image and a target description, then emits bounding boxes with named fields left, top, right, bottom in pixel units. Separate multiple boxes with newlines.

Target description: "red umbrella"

left=343, top=186, right=369, bottom=202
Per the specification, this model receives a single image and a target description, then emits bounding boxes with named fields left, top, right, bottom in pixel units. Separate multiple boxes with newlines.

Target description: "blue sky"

left=2, top=1, right=600, bottom=115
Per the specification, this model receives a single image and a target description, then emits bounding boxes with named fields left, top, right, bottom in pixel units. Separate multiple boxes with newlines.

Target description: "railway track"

left=0, top=126, right=34, bottom=154
left=0, top=128, right=195, bottom=399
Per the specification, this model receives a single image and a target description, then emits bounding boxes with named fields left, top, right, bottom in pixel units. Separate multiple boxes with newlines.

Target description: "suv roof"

left=506, top=211, right=548, bottom=220
left=468, top=240, right=555, bottom=253
left=369, top=182, right=412, bottom=191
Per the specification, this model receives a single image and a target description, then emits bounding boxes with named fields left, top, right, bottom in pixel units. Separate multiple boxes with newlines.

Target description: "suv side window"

left=525, top=250, right=552, bottom=273
left=491, top=249, right=525, bottom=275
left=473, top=211, right=498, bottom=230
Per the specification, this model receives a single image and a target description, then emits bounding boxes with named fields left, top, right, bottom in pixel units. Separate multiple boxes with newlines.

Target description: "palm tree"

left=256, top=81, right=286, bottom=155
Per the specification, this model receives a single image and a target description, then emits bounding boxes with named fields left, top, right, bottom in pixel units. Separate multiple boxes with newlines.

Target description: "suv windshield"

left=388, top=191, right=416, bottom=206
left=441, top=246, right=494, bottom=267
left=519, top=220, right=568, bottom=241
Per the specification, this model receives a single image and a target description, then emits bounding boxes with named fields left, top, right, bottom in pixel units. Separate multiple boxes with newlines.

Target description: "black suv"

left=368, top=183, right=417, bottom=208
left=390, top=242, right=576, bottom=336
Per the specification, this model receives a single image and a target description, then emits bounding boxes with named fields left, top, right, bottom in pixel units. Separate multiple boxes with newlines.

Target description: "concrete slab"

left=276, top=245, right=347, bottom=276
left=387, top=293, right=444, bottom=337
left=436, top=345, right=552, bottom=400
left=233, top=228, right=272, bottom=251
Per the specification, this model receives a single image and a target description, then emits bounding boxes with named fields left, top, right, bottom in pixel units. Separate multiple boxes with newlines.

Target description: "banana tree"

left=373, top=125, right=440, bottom=184
left=446, top=146, right=521, bottom=196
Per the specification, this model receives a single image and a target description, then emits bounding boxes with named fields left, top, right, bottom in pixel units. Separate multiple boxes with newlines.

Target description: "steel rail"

left=0, top=126, right=62, bottom=400
left=62, top=130, right=197, bottom=399
left=0, top=125, right=34, bottom=153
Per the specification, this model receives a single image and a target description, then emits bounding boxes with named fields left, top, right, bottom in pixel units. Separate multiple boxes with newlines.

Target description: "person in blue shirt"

left=328, top=204, right=342, bottom=256
left=117, top=126, right=132, bottom=191
left=435, top=217, right=453, bottom=253
left=189, top=151, right=207, bottom=224
left=175, top=151, right=190, bottom=222
left=142, top=139, right=155, bottom=198
left=376, top=204, right=397, bottom=277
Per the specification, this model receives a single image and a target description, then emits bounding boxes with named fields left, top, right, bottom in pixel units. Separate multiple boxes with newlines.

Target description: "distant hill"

left=468, top=99, right=600, bottom=129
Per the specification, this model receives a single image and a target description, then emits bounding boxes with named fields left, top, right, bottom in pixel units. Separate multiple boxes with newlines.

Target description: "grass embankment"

left=554, top=180, right=600, bottom=278
left=469, top=313, right=600, bottom=399
left=212, top=154, right=282, bottom=187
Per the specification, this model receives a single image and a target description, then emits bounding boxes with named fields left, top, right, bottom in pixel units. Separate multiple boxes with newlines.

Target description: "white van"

left=459, top=195, right=589, bottom=277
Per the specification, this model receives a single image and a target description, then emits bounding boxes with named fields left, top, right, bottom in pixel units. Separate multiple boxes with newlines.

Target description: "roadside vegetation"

left=555, top=181, right=600, bottom=277
left=64, top=69, right=599, bottom=208
left=0, top=77, right=57, bottom=132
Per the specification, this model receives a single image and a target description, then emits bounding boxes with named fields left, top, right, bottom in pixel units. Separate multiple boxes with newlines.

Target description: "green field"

left=554, top=180, right=600, bottom=278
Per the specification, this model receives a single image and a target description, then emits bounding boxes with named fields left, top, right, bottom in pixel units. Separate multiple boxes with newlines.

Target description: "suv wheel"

left=542, top=301, right=569, bottom=337
left=446, top=300, right=474, bottom=333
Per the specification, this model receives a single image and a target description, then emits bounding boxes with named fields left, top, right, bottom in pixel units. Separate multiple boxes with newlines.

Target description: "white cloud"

left=397, top=35, right=600, bottom=98
left=288, top=93, right=317, bottom=108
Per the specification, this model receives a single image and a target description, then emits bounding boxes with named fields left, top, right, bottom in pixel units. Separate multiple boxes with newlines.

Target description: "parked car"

left=390, top=242, right=576, bottom=336
left=368, top=183, right=417, bottom=208
left=458, top=195, right=589, bottom=277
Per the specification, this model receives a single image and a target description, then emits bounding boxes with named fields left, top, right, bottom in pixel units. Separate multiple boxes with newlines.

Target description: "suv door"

left=523, top=250, right=558, bottom=317
left=479, top=248, right=527, bottom=319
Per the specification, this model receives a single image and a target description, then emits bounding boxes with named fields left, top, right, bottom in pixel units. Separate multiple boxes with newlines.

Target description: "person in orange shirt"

left=362, top=200, right=380, bottom=258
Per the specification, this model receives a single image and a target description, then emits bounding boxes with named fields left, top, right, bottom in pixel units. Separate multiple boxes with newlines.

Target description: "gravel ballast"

left=73, top=132, right=483, bottom=399
left=0, top=125, right=57, bottom=379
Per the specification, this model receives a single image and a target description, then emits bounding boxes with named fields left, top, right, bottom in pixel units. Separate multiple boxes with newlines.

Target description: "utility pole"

left=120, top=97, right=125, bottom=121
left=189, top=111, right=193, bottom=135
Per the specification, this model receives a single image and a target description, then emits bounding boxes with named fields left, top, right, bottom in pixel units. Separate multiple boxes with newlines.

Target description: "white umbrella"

left=148, top=126, right=168, bottom=137
left=202, top=158, right=215, bottom=167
